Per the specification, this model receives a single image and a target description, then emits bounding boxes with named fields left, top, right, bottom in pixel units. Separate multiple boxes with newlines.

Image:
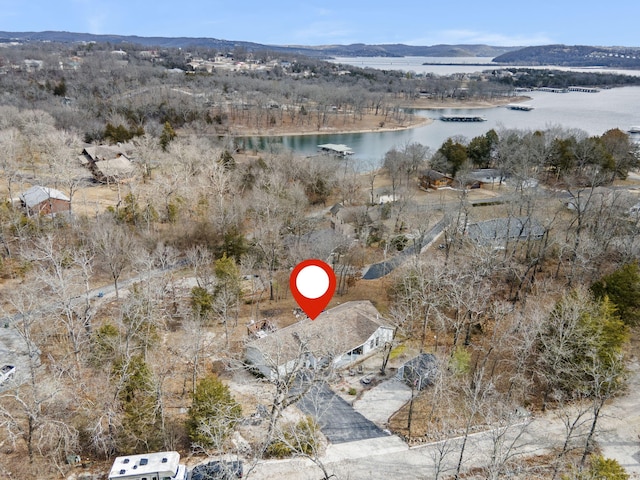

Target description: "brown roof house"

left=19, top=185, right=70, bottom=216
left=245, top=300, right=394, bottom=380
left=79, top=145, right=135, bottom=183
left=418, top=169, right=454, bottom=190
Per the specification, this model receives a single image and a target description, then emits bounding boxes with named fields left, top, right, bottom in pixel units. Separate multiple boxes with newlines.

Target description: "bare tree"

left=90, top=216, right=139, bottom=299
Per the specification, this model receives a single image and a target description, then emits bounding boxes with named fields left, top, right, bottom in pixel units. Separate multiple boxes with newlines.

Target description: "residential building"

left=19, top=185, right=70, bottom=216
left=79, top=145, right=135, bottom=183
left=245, top=300, right=394, bottom=380
left=467, top=217, right=545, bottom=247
left=418, top=169, right=454, bottom=190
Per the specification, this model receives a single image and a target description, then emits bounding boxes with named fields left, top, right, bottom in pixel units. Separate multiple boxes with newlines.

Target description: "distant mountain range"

left=0, top=30, right=516, bottom=58
left=1, top=31, right=639, bottom=68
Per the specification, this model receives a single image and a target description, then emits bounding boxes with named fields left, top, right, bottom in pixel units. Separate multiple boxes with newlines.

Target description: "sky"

left=0, top=0, right=639, bottom=48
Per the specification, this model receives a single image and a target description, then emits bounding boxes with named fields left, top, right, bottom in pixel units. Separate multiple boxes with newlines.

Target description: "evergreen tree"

left=159, top=121, right=176, bottom=151
left=187, top=375, right=242, bottom=449
left=592, top=262, right=640, bottom=326
left=114, top=355, right=163, bottom=453
left=436, top=138, right=468, bottom=177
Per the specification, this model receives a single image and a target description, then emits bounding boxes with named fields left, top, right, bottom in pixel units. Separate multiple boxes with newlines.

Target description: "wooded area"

left=0, top=40, right=639, bottom=480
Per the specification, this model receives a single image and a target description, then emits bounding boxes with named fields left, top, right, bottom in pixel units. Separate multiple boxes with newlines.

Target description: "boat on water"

left=506, top=103, right=535, bottom=111
left=439, top=115, right=487, bottom=122
left=317, top=143, right=354, bottom=156
left=628, top=126, right=640, bottom=134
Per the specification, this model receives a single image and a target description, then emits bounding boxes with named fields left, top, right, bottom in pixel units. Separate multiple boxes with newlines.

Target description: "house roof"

left=82, top=145, right=129, bottom=163
left=402, top=353, right=437, bottom=373
left=19, top=185, right=69, bottom=207
left=420, top=169, right=452, bottom=181
left=246, top=300, right=392, bottom=366
left=467, top=217, right=545, bottom=244
left=93, top=157, right=135, bottom=179
left=466, top=169, right=506, bottom=182
left=329, top=203, right=344, bottom=215
left=400, top=353, right=438, bottom=389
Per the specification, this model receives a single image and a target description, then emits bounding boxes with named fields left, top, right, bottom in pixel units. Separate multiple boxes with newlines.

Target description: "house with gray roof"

left=245, top=300, right=394, bottom=380
left=79, top=145, right=135, bottom=183
left=466, top=217, right=545, bottom=247
left=90, top=156, right=136, bottom=183
left=398, top=353, right=438, bottom=390
left=19, top=185, right=70, bottom=216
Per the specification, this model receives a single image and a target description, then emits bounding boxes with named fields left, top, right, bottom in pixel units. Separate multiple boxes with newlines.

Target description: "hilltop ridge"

left=1, top=31, right=639, bottom=68
left=0, top=30, right=516, bottom=58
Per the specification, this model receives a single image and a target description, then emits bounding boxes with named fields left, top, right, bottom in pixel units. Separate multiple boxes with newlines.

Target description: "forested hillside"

left=0, top=40, right=638, bottom=480
left=493, top=44, right=640, bottom=68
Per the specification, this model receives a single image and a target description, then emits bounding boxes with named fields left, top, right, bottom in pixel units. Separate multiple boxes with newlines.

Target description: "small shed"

left=398, top=353, right=438, bottom=390
left=19, top=185, right=70, bottom=216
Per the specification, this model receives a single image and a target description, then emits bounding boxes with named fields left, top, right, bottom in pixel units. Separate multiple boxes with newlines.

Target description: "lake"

left=257, top=57, right=640, bottom=170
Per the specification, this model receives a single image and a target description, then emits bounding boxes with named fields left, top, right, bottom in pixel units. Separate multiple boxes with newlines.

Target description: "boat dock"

left=318, top=144, right=354, bottom=156
left=440, top=115, right=487, bottom=122
left=507, top=104, right=534, bottom=111
left=536, top=87, right=568, bottom=93
left=568, top=86, right=600, bottom=93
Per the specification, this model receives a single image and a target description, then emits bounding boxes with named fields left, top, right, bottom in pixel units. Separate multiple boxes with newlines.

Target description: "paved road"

left=251, top=362, right=640, bottom=479
left=297, top=383, right=387, bottom=444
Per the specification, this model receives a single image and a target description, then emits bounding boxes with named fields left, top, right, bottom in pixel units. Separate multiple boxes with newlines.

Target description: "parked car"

left=0, top=365, right=15, bottom=385
left=189, top=460, right=243, bottom=480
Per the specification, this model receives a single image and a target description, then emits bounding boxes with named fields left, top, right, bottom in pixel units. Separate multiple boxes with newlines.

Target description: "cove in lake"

left=244, top=86, right=640, bottom=171
left=244, top=56, right=640, bottom=170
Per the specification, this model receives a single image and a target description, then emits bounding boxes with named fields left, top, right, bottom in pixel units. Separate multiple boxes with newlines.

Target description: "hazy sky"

left=0, top=0, right=638, bottom=47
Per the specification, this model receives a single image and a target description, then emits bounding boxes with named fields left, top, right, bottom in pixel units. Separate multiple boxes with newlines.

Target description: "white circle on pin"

left=295, top=265, right=329, bottom=299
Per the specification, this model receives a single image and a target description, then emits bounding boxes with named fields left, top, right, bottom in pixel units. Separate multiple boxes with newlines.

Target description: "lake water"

left=329, top=56, right=640, bottom=77
left=258, top=57, right=640, bottom=169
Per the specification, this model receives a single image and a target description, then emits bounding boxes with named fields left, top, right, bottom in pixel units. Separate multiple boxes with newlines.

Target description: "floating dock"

left=507, top=103, right=534, bottom=111
left=536, top=87, right=568, bottom=93
left=568, top=86, right=600, bottom=93
left=440, top=115, right=487, bottom=122
left=317, top=144, right=354, bottom=156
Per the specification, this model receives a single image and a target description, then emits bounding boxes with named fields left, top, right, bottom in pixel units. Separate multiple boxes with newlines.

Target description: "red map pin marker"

left=290, top=259, right=336, bottom=320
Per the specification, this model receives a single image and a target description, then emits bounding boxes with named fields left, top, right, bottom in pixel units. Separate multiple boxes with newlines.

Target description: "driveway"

left=253, top=361, right=640, bottom=480
left=353, top=378, right=412, bottom=427
left=361, top=217, right=448, bottom=280
left=297, top=383, right=387, bottom=444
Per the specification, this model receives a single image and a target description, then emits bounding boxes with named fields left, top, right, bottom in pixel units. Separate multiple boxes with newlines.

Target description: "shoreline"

left=403, top=95, right=531, bottom=110
left=227, top=96, right=530, bottom=137
left=239, top=115, right=433, bottom=138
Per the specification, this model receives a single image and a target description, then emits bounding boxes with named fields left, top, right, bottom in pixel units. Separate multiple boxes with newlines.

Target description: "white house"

left=245, top=300, right=394, bottom=380
left=108, top=451, right=187, bottom=480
